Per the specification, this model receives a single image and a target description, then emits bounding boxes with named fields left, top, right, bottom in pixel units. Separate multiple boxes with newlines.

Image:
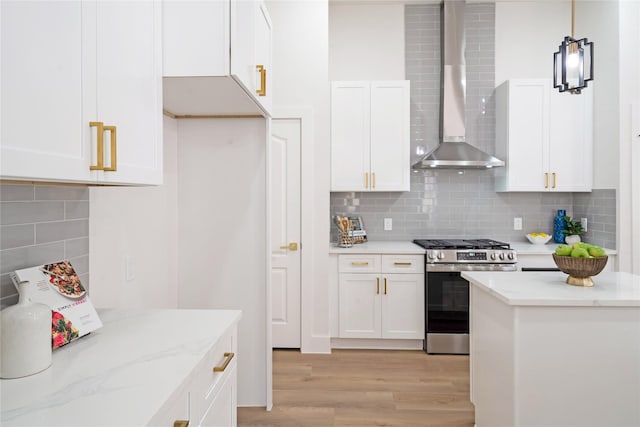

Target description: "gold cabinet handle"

left=213, top=352, right=235, bottom=372
left=102, top=125, right=117, bottom=172
left=351, top=261, right=368, bottom=266
left=279, top=242, right=298, bottom=251
left=365, top=172, right=369, bottom=189
left=394, top=262, right=412, bottom=266
left=89, top=122, right=104, bottom=171
left=174, top=421, right=189, bottom=427
left=372, top=172, right=376, bottom=189
left=384, top=277, right=387, bottom=295
left=376, top=277, right=380, bottom=295
left=552, top=172, right=557, bottom=189
left=544, top=172, right=549, bottom=189
left=256, top=65, right=266, bottom=96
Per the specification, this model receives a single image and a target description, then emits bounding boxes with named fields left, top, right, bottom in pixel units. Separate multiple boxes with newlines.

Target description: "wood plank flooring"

left=238, top=349, right=475, bottom=426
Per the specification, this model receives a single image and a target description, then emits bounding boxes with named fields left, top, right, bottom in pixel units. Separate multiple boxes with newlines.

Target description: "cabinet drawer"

left=189, top=324, right=238, bottom=423
left=338, top=255, right=381, bottom=273
left=381, top=255, right=423, bottom=274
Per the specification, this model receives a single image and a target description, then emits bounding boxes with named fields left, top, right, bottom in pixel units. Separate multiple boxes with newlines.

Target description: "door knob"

left=279, top=242, right=298, bottom=251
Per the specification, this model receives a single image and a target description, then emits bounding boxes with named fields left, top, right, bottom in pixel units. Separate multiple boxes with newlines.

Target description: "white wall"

left=495, top=0, right=620, bottom=190
left=329, top=3, right=405, bottom=80
left=176, top=118, right=268, bottom=406
left=89, top=117, right=179, bottom=309
left=267, top=0, right=331, bottom=353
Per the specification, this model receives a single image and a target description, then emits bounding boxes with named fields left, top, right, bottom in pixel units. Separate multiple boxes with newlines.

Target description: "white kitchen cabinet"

left=163, top=0, right=273, bottom=117
left=331, top=81, right=410, bottom=192
left=495, top=79, right=593, bottom=192
left=338, top=254, right=424, bottom=339
left=0, top=0, right=163, bottom=185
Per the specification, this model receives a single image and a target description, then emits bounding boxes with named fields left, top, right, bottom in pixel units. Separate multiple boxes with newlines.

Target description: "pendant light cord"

left=571, top=0, right=575, bottom=38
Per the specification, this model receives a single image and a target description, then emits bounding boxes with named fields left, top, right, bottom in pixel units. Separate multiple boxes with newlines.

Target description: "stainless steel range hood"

left=412, top=0, right=504, bottom=170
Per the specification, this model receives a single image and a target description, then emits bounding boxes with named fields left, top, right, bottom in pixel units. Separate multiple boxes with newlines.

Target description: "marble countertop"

left=511, top=242, right=617, bottom=255
left=462, top=271, right=640, bottom=307
left=0, top=308, right=242, bottom=426
left=329, top=241, right=426, bottom=254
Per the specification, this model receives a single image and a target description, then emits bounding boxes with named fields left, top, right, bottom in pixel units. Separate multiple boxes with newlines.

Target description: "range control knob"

left=428, top=251, right=438, bottom=260
left=438, top=252, right=446, bottom=260
left=490, top=253, right=497, bottom=260
left=508, top=252, right=515, bottom=260
left=499, top=253, right=505, bottom=260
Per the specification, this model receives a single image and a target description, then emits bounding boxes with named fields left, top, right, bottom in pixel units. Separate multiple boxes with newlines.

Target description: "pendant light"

left=553, top=0, right=594, bottom=94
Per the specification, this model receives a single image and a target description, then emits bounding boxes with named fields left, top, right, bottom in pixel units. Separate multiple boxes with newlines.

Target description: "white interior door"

left=270, top=119, right=301, bottom=348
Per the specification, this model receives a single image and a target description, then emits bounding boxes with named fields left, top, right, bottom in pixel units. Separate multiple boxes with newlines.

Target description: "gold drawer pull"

left=394, top=262, right=412, bottom=266
left=89, top=121, right=104, bottom=171
left=552, top=172, right=557, bottom=189
left=102, top=125, right=117, bottom=172
left=376, top=277, right=380, bottom=294
left=384, top=277, right=387, bottom=295
left=372, top=172, right=376, bottom=189
left=174, top=421, right=189, bottom=427
left=213, top=352, right=235, bottom=372
left=545, top=172, right=549, bottom=189
left=365, top=172, right=369, bottom=189
left=256, top=65, right=266, bottom=96
left=351, top=261, right=368, bottom=266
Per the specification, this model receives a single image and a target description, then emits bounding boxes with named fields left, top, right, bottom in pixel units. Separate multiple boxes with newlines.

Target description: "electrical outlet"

left=581, top=217, right=588, bottom=232
left=384, top=218, right=393, bottom=231
left=513, top=217, right=523, bottom=230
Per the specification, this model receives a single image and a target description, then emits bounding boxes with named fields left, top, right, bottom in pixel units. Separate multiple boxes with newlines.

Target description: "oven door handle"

left=426, top=263, right=517, bottom=272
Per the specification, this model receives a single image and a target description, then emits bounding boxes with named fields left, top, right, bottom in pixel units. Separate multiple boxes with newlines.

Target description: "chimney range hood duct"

left=412, top=0, right=504, bottom=170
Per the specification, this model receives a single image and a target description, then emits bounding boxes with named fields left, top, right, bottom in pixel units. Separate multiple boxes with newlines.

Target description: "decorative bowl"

left=552, top=253, right=608, bottom=287
left=526, top=233, right=552, bottom=245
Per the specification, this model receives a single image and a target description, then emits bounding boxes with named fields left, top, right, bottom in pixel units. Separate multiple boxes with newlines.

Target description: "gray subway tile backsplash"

left=330, top=3, right=616, bottom=250
left=0, top=183, right=90, bottom=308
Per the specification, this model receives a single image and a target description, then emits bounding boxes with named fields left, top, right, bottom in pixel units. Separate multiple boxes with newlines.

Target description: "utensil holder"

left=338, top=229, right=353, bottom=248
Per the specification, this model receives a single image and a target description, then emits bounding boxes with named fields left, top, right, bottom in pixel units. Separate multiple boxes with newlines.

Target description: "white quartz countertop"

left=0, top=308, right=242, bottom=427
left=329, top=241, right=426, bottom=254
left=462, top=271, right=640, bottom=307
left=511, top=242, right=617, bottom=255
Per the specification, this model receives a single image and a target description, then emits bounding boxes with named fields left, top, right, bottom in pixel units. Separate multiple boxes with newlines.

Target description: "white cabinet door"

left=548, top=89, right=593, bottom=192
left=230, top=0, right=256, bottom=97
left=338, top=273, right=381, bottom=338
left=381, top=274, right=424, bottom=339
left=331, top=81, right=410, bottom=192
left=370, top=81, right=410, bottom=192
left=495, top=79, right=549, bottom=192
left=496, top=79, right=593, bottom=193
left=199, top=364, right=238, bottom=427
left=96, top=0, right=162, bottom=185
left=0, top=0, right=94, bottom=183
left=331, top=82, right=371, bottom=191
left=253, top=1, right=272, bottom=114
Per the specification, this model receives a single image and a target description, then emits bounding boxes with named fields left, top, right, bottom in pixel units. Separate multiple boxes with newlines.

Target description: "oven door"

left=426, top=271, right=469, bottom=334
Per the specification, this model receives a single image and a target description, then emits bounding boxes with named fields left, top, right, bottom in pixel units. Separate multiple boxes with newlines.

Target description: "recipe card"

left=10, top=260, right=102, bottom=349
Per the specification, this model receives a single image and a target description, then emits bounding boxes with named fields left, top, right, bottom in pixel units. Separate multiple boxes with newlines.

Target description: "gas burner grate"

left=413, top=238, right=511, bottom=250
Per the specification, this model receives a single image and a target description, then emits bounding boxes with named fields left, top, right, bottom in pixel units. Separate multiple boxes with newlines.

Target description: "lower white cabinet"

left=338, top=254, right=424, bottom=339
left=153, top=324, right=239, bottom=427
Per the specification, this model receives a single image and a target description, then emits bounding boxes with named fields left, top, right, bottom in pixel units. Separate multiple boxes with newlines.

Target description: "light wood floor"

left=238, top=349, right=475, bottom=426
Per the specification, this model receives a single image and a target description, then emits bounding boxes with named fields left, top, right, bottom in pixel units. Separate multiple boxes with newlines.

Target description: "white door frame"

left=272, top=106, right=316, bottom=353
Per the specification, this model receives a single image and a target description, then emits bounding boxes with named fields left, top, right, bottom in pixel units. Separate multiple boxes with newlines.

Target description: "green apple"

left=555, top=245, right=572, bottom=256
left=571, top=247, right=590, bottom=258
left=588, top=247, right=606, bottom=257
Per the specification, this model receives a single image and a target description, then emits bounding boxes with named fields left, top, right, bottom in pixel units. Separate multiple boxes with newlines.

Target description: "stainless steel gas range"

left=412, top=239, right=517, bottom=354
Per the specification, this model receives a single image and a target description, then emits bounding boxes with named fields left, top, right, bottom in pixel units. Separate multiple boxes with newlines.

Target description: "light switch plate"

left=384, top=218, right=392, bottom=231
left=581, top=217, right=588, bottom=232
left=514, top=217, right=523, bottom=230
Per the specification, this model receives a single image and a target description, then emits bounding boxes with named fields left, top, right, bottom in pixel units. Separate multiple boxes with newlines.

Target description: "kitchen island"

left=1, top=309, right=241, bottom=426
left=462, top=271, right=640, bottom=427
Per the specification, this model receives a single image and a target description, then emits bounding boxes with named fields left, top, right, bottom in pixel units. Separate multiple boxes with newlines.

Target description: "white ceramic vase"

left=565, top=235, right=582, bottom=245
left=0, top=281, right=52, bottom=378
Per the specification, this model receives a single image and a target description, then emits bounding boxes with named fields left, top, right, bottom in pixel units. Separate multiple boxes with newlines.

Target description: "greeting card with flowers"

left=10, top=260, right=102, bottom=349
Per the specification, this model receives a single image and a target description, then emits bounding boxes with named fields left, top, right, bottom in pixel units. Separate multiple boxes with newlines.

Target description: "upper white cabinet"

left=495, top=79, right=593, bottom=192
left=0, top=0, right=163, bottom=185
left=331, top=81, right=410, bottom=192
left=162, top=0, right=272, bottom=117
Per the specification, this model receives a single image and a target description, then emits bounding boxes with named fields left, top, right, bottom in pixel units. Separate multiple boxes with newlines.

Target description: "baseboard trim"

left=331, top=338, right=424, bottom=350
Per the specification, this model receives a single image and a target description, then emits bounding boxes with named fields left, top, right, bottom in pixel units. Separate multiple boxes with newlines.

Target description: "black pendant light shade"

left=553, top=36, right=594, bottom=94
